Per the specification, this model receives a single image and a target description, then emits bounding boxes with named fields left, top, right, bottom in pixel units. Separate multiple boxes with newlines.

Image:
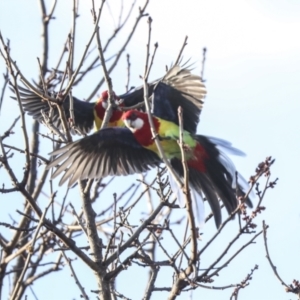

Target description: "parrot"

left=47, top=109, right=252, bottom=228
left=11, top=63, right=206, bottom=135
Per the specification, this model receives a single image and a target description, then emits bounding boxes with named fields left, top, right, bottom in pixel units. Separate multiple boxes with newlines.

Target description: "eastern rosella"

left=12, top=64, right=206, bottom=134
left=48, top=109, right=251, bottom=228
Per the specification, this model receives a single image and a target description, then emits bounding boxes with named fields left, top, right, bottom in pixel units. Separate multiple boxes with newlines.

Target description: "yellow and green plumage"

left=133, top=116, right=196, bottom=158
left=122, top=110, right=208, bottom=172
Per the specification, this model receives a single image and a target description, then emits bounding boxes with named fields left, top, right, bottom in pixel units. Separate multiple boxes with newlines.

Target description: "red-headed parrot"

left=12, top=63, right=206, bottom=135
left=47, top=109, right=252, bottom=228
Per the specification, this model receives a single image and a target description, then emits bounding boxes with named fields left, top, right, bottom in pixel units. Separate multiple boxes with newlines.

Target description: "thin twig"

left=200, top=47, right=207, bottom=81
left=86, top=0, right=149, bottom=101
left=61, top=251, right=89, bottom=300
left=174, top=36, right=188, bottom=66
left=125, top=53, right=131, bottom=92
left=262, top=221, right=291, bottom=291
left=10, top=197, right=53, bottom=300
left=95, top=3, right=114, bottom=130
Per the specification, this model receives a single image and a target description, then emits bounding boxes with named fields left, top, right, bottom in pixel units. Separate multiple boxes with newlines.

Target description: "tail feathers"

left=205, top=136, right=246, bottom=157
left=170, top=135, right=253, bottom=228
left=195, top=135, right=253, bottom=206
left=171, top=158, right=223, bottom=228
left=191, top=171, right=223, bottom=228
left=206, top=137, right=253, bottom=208
left=168, top=171, right=206, bottom=228
left=192, top=167, right=253, bottom=224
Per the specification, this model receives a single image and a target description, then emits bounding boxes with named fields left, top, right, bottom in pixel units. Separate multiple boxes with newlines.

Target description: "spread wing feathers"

left=151, top=77, right=205, bottom=134
left=47, top=127, right=162, bottom=187
left=11, top=86, right=95, bottom=135
left=119, top=64, right=206, bottom=133
left=171, top=135, right=252, bottom=228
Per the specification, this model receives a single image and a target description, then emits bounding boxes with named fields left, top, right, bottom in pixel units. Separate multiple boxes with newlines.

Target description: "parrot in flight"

left=47, top=108, right=252, bottom=228
left=12, top=63, right=206, bottom=135
left=17, top=61, right=251, bottom=227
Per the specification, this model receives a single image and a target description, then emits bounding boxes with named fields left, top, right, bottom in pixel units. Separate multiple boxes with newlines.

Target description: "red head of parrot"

left=94, top=90, right=124, bottom=129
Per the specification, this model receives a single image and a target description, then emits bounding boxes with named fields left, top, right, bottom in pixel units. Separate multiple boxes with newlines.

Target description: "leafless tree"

left=0, top=1, right=296, bottom=300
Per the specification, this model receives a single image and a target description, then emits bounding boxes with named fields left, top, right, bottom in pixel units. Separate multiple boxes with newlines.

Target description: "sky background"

left=0, top=0, right=300, bottom=299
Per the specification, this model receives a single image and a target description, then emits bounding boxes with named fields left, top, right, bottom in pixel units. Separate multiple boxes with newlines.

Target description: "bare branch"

left=174, top=36, right=188, bottom=66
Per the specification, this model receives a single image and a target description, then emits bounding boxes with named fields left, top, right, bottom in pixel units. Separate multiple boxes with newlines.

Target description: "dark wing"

left=119, top=86, right=148, bottom=108
left=11, top=86, right=95, bottom=135
left=171, top=135, right=252, bottom=228
left=47, top=127, right=162, bottom=187
left=152, top=65, right=206, bottom=133
left=119, top=64, right=206, bottom=134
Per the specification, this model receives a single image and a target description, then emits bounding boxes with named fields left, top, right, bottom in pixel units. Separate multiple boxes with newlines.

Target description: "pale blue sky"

left=0, top=1, right=300, bottom=299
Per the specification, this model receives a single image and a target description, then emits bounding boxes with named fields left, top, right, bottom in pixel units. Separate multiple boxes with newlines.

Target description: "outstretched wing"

left=152, top=65, right=206, bottom=133
left=11, top=86, right=95, bottom=135
left=47, top=127, right=162, bottom=187
left=119, top=64, right=206, bottom=133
